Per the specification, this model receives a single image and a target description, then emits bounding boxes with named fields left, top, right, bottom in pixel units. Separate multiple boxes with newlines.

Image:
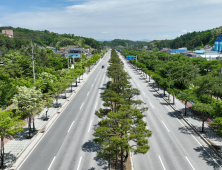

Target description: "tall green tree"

left=12, top=86, right=43, bottom=138
left=177, top=90, right=194, bottom=116
left=0, top=110, right=25, bottom=168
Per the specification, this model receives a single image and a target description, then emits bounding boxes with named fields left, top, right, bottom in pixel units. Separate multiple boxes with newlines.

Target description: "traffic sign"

left=126, top=56, right=134, bottom=60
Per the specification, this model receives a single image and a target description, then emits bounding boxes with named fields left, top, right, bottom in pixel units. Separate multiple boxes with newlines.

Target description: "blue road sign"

left=126, top=56, right=134, bottom=60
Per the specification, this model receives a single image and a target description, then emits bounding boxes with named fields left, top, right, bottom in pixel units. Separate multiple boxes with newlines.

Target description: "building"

left=1, top=30, right=13, bottom=38
left=166, top=47, right=188, bottom=54
left=214, top=35, right=222, bottom=52
left=199, top=51, right=221, bottom=60
left=69, top=48, right=84, bottom=58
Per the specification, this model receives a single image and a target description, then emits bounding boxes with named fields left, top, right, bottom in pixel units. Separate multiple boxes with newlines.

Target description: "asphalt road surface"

left=17, top=50, right=222, bottom=170
left=17, top=50, right=111, bottom=170
left=118, top=52, right=222, bottom=170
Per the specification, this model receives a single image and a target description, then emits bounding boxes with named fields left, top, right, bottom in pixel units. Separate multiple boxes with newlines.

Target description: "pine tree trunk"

left=1, top=138, right=4, bottom=168
left=121, top=148, right=124, bottom=170
left=115, top=154, right=118, bottom=170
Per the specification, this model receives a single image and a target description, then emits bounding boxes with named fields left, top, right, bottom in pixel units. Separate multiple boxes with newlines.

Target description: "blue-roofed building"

left=166, top=48, right=188, bottom=54
left=69, top=48, right=84, bottom=58
left=193, top=50, right=204, bottom=54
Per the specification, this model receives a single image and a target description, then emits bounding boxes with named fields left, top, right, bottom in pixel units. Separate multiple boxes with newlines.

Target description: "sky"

left=0, top=0, right=222, bottom=41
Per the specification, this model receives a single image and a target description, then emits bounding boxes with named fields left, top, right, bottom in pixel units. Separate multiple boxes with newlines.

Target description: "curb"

left=124, top=59, right=222, bottom=160
left=142, top=69, right=222, bottom=160
left=7, top=57, right=103, bottom=170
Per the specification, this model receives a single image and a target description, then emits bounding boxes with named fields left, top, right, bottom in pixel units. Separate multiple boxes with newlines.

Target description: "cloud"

left=0, top=0, right=221, bottom=40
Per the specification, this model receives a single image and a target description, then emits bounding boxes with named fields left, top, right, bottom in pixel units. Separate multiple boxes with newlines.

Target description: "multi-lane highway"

left=16, top=49, right=222, bottom=170
left=17, top=50, right=111, bottom=170
left=118, top=52, right=222, bottom=170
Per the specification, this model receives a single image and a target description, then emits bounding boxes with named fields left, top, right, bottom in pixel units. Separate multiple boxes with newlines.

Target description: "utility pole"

left=31, top=40, right=35, bottom=84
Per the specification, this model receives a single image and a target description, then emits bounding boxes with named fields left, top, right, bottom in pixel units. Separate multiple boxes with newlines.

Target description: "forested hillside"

left=102, top=26, right=222, bottom=51
left=148, top=26, right=222, bottom=50
left=0, top=26, right=102, bottom=50
left=102, top=39, right=150, bottom=49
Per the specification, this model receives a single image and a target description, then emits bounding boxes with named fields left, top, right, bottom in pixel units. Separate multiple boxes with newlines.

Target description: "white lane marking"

left=142, top=91, right=145, bottom=95
left=162, top=121, right=170, bottom=132
left=185, top=156, right=195, bottom=170
left=77, top=157, right=82, bottom=170
left=68, top=121, right=74, bottom=133
left=149, top=102, right=154, bottom=109
left=91, top=84, right=94, bottom=87
left=95, top=102, right=97, bottom=109
left=80, top=102, right=84, bottom=110
left=48, top=156, right=56, bottom=170
left=87, top=91, right=89, bottom=96
left=191, top=135, right=202, bottom=146
left=158, top=156, right=166, bottom=170
left=88, top=120, right=92, bottom=132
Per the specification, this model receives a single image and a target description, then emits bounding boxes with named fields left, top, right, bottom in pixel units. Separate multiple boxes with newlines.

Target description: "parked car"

left=102, top=65, right=104, bottom=69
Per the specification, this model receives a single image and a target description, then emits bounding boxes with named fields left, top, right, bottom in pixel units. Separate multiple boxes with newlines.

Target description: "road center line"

left=68, top=121, right=74, bottom=133
left=80, top=102, right=84, bottom=110
left=88, top=120, right=92, bottom=132
left=185, top=156, right=195, bottom=170
left=48, top=156, right=56, bottom=170
left=162, top=121, right=170, bottom=132
left=77, top=157, right=82, bottom=170
left=158, top=156, right=166, bottom=170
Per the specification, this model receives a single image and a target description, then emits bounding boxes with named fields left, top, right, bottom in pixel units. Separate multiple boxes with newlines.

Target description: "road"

left=17, top=50, right=111, bottom=170
left=118, top=52, right=222, bottom=170
left=17, top=49, right=222, bottom=170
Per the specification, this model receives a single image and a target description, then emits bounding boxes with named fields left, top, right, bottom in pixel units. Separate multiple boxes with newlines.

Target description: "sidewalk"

left=128, top=61, right=222, bottom=158
left=2, top=60, right=101, bottom=170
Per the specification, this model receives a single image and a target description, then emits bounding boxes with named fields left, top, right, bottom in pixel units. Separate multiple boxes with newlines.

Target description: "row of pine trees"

left=93, top=49, right=152, bottom=169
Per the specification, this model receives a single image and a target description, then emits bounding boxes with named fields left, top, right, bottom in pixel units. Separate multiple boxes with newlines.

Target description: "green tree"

left=192, top=102, right=214, bottom=132
left=12, top=86, right=43, bottom=138
left=0, top=110, right=25, bottom=168
left=177, top=90, right=194, bottom=116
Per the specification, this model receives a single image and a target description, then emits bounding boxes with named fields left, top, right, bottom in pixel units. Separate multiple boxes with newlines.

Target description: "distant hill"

left=0, top=26, right=102, bottom=49
left=102, top=39, right=151, bottom=49
left=148, top=26, right=222, bottom=50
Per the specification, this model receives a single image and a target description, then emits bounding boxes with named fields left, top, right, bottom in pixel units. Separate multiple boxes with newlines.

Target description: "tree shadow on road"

left=81, top=140, right=108, bottom=170
left=81, top=140, right=101, bottom=152
left=194, top=146, right=222, bottom=170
